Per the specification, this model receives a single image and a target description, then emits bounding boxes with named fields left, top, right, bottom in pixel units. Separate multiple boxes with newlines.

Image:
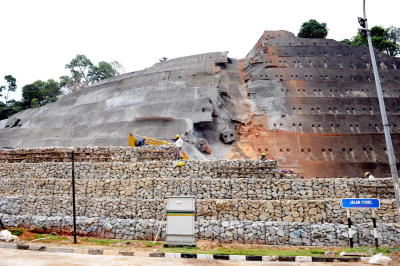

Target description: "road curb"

left=0, top=243, right=367, bottom=262
left=151, top=252, right=364, bottom=262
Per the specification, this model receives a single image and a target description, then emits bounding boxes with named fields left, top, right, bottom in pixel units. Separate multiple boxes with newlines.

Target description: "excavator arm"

left=128, top=133, right=189, bottom=159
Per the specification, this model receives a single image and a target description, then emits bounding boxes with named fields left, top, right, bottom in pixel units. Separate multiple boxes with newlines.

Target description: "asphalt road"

left=0, top=248, right=369, bottom=266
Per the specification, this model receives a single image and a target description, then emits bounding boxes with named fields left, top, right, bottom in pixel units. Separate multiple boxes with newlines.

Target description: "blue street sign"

left=341, top=198, right=380, bottom=208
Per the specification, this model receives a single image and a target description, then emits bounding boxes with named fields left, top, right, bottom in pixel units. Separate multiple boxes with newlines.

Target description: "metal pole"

left=362, top=0, right=400, bottom=219
left=347, top=209, right=354, bottom=248
left=71, top=151, right=77, bottom=244
left=371, top=209, right=379, bottom=248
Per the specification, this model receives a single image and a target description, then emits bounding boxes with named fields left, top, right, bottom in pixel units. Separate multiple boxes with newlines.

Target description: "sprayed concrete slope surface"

left=1, top=31, right=400, bottom=177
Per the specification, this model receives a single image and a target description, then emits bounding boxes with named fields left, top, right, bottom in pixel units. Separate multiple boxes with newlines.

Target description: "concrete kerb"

left=0, top=243, right=368, bottom=262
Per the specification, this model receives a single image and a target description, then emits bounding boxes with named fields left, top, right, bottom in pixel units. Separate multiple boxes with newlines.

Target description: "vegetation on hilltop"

left=341, top=26, right=400, bottom=56
left=298, top=19, right=328, bottom=38
left=0, top=55, right=121, bottom=120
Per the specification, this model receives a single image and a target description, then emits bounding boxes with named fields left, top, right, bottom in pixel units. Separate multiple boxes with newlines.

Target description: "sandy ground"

left=0, top=248, right=371, bottom=266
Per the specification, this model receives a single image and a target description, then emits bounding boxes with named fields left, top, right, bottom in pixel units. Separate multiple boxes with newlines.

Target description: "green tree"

left=64, top=55, right=121, bottom=89
left=341, top=26, right=400, bottom=56
left=22, top=79, right=62, bottom=109
left=159, top=57, right=168, bottom=63
left=88, top=61, right=119, bottom=83
left=65, top=54, right=94, bottom=86
left=0, top=100, right=22, bottom=120
left=0, top=75, right=17, bottom=104
left=298, top=19, right=328, bottom=38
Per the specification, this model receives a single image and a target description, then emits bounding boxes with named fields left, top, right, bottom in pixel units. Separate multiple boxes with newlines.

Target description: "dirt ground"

left=389, top=252, right=400, bottom=266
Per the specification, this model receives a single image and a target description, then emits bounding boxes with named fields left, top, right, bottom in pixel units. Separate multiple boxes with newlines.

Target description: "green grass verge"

left=159, top=246, right=400, bottom=257
left=79, top=237, right=162, bottom=247
left=29, top=234, right=163, bottom=247
left=340, top=247, right=400, bottom=255
left=33, top=234, right=69, bottom=241
left=8, top=227, right=24, bottom=236
left=158, top=247, right=327, bottom=257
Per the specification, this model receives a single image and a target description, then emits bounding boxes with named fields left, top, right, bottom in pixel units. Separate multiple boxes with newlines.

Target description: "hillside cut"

left=1, top=30, right=400, bottom=178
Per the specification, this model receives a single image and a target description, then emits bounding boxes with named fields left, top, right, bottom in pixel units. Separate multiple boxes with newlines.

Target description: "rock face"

left=1, top=30, right=400, bottom=177
left=239, top=31, right=400, bottom=177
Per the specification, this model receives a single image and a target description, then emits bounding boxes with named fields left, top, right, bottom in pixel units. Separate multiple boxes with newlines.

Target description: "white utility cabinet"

left=165, top=196, right=196, bottom=246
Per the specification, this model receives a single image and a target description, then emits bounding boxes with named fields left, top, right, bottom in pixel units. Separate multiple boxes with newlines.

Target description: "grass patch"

left=159, top=246, right=400, bottom=257
left=79, top=237, right=127, bottom=246
left=79, top=237, right=163, bottom=247
left=339, top=247, right=400, bottom=255
left=33, top=234, right=69, bottom=241
left=8, top=227, right=24, bottom=236
left=159, top=247, right=328, bottom=257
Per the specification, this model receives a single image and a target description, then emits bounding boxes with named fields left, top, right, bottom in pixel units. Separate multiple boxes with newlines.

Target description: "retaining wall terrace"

left=1, top=214, right=399, bottom=246
left=0, top=196, right=397, bottom=224
left=0, top=146, right=398, bottom=245
left=0, top=146, right=179, bottom=163
left=0, top=162, right=393, bottom=200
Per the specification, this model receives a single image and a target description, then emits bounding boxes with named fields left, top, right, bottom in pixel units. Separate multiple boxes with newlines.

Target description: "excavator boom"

left=128, top=133, right=189, bottom=160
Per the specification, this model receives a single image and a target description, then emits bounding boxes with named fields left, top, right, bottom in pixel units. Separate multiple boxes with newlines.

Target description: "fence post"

left=71, top=151, right=77, bottom=244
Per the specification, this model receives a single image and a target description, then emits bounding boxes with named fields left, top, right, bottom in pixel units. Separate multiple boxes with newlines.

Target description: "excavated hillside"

left=1, top=30, right=400, bottom=177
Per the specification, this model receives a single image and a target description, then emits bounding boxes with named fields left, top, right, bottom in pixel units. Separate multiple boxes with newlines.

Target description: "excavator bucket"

left=181, top=152, right=189, bottom=160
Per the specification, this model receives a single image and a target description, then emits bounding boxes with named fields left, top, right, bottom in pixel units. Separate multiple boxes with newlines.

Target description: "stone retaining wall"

left=0, top=146, right=397, bottom=246
left=0, top=196, right=397, bottom=224
left=1, top=214, right=399, bottom=246
left=0, top=160, right=280, bottom=179
left=0, top=162, right=393, bottom=200
left=0, top=146, right=179, bottom=163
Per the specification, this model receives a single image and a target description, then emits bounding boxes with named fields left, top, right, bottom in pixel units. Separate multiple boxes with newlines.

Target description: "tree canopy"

left=298, top=19, right=328, bottom=38
left=1, top=54, right=122, bottom=120
left=341, top=26, right=400, bottom=56
left=63, top=55, right=121, bottom=90
left=22, top=79, right=62, bottom=109
left=0, top=75, right=17, bottom=104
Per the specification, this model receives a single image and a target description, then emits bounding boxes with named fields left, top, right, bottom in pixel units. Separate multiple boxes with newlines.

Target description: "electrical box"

left=165, top=196, right=196, bottom=246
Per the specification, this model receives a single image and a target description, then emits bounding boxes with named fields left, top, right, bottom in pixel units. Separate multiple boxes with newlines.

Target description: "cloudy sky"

left=1, top=0, right=399, bottom=100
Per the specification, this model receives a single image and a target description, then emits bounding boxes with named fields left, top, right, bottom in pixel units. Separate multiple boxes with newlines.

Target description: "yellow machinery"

left=128, top=133, right=189, bottom=160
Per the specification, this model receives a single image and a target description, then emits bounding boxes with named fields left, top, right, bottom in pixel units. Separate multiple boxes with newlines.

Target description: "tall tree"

left=0, top=75, right=17, bottom=104
left=63, top=55, right=121, bottom=90
left=65, top=54, right=94, bottom=86
left=298, top=19, right=328, bottom=38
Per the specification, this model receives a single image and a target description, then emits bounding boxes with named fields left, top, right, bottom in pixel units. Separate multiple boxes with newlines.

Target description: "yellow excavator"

left=128, top=133, right=189, bottom=160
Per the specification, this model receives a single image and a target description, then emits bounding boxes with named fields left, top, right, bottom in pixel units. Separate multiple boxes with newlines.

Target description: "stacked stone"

left=1, top=195, right=397, bottom=224
left=0, top=145, right=179, bottom=163
left=1, top=213, right=400, bottom=246
left=0, top=145, right=398, bottom=245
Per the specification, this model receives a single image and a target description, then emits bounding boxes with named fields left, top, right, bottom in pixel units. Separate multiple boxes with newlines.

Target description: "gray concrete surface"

left=0, top=248, right=368, bottom=266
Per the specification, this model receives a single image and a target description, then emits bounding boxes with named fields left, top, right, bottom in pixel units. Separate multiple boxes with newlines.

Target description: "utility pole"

left=359, top=0, right=400, bottom=219
left=71, top=151, right=77, bottom=244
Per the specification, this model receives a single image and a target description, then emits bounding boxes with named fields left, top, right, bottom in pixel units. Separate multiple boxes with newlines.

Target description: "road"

left=0, top=248, right=369, bottom=266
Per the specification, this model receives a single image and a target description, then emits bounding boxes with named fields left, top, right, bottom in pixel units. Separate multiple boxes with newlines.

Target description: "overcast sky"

left=1, top=0, right=399, bottom=100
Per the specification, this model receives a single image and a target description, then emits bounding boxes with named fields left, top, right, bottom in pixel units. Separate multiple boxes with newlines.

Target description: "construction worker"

left=136, top=137, right=146, bottom=146
left=364, top=172, right=375, bottom=179
left=174, top=135, right=183, bottom=158
left=260, top=153, right=267, bottom=160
